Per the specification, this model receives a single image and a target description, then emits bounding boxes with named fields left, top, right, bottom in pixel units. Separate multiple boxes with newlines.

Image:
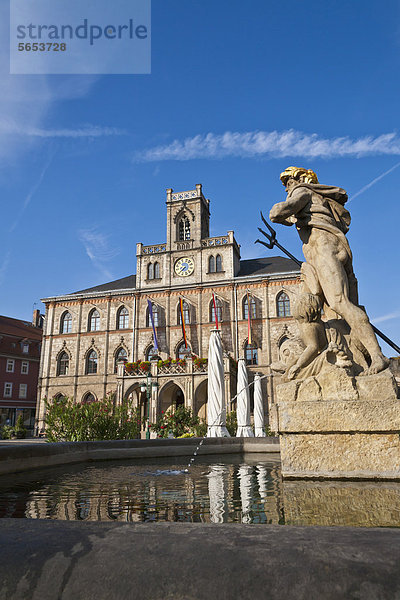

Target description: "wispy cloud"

left=135, top=129, right=400, bottom=162
left=9, top=152, right=54, bottom=233
left=0, top=120, right=125, bottom=139
left=349, top=160, right=400, bottom=202
left=78, top=228, right=120, bottom=280
left=371, top=310, right=400, bottom=325
left=0, top=251, right=11, bottom=286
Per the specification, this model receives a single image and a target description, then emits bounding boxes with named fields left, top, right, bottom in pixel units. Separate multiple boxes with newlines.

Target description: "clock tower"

left=135, top=184, right=241, bottom=290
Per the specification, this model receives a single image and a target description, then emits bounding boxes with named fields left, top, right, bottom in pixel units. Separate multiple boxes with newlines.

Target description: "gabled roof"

left=0, top=315, right=42, bottom=340
left=236, top=256, right=299, bottom=277
left=73, top=274, right=136, bottom=295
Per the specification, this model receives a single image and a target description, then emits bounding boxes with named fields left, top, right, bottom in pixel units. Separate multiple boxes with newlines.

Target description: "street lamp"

left=140, top=372, right=158, bottom=439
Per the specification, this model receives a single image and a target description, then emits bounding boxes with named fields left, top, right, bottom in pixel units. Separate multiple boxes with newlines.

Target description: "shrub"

left=44, top=394, right=141, bottom=442
left=151, top=405, right=200, bottom=438
left=226, top=410, right=237, bottom=437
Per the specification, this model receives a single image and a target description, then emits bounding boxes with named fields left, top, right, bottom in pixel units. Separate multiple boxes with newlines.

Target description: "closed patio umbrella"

left=254, top=373, right=267, bottom=437
left=207, top=329, right=230, bottom=437
left=236, top=358, right=254, bottom=437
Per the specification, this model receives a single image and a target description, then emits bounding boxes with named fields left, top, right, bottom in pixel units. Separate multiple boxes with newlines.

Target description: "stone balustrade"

left=142, top=243, right=167, bottom=255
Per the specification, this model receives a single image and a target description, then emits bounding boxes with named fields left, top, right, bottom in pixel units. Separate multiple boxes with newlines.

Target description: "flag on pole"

left=212, top=292, right=219, bottom=330
left=179, top=298, right=188, bottom=348
left=147, top=299, right=159, bottom=351
left=247, top=290, right=252, bottom=345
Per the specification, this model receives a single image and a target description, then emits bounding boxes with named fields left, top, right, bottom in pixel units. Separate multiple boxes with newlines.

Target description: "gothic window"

left=57, top=351, right=69, bottom=375
left=146, top=303, right=159, bottom=327
left=243, top=296, right=256, bottom=320
left=154, top=262, right=160, bottom=279
left=117, top=306, right=129, bottom=330
left=146, top=346, right=160, bottom=361
left=115, top=347, right=127, bottom=372
left=148, top=263, right=154, bottom=280
left=208, top=255, right=215, bottom=273
left=53, top=393, right=66, bottom=402
left=245, top=342, right=258, bottom=366
left=82, top=392, right=96, bottom=404
left=88, top=309, right=100, bottom=332
left=179, top=215, right=191, bottom=241
left=216, top=254, right=222, bottom=272
left=210, top=298, right=222, bottom=324
left=176, top=342, right=190, bottom=359
left=86, top=350, right=98, bottom=374
left=178, top=300, right=190, bottom=325
left=277, top=292, right=291, bottom=317
left=60, top=311, right=72, bottom=334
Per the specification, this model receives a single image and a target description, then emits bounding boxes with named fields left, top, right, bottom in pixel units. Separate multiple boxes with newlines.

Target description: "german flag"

left=179, top=297, right=188, bottom=348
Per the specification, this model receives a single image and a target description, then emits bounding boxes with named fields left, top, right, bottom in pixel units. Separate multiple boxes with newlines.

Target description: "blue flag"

left=147, top=299, right=159, bottom=351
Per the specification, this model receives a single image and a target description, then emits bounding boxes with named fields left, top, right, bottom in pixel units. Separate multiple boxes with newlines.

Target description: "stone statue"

left=269, top=166, right=389, bottom=378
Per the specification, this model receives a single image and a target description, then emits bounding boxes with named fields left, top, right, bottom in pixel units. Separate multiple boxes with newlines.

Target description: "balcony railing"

left=201, top=235, right=229, bottom=247
left=142, top=244, right=167, bottom=254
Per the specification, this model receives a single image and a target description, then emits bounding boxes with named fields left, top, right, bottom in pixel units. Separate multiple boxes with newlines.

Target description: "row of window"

left=5, top=359, right=29, bottom=374
left=3, top=382, right=27, bottom=398
left=57, top=337, right=260, bottom=376
left=146, top=292, right=290, bottom=327
left=60, top=306, right=129, bottom=334
left=59, top=293, right=291, bottom=336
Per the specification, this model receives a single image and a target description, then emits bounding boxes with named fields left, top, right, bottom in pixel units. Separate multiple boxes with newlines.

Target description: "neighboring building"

left=0, top=310, right=43, bottom=433
left=36, top=185, right=300, bottom=433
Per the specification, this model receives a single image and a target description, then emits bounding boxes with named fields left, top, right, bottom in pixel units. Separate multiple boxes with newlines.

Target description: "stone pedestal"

left=276, top=369, right=400, bottom=479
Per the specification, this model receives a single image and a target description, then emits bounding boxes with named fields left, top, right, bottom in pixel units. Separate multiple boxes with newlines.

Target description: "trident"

left=255, top=212, right=400, bottom=355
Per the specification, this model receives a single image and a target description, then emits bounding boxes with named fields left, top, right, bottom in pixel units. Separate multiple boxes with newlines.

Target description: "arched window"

left=176, top=342, right=190, bottom=360
left=117, top=307, right=129, bottom=330
left=179, top=215, right=191, bottom=240
left=243, top=295, right=256, bottom=320
left=115, top=347, right=127, bottom=372
left=245, top=342, right=258, bottom=366
left=216, top=254, right=222, bottom=272
left=208, top=255, right=215, bottom=273
left=82, top=392, right=96, bottom=404
left=57, top=351, right=69, bottom=376
left=60, top=312, right=72, bottom=334
left=277, top=292, right=291, bottom=317
left=86, top=350, right=98, bottom=374
left=154, top=262, right=160, bottom=279
left=210, top=297, right=222, bottom=324
left=146, top=303, right=159, bottom=327
left=148, top=263, right=154, bottom=280
left=178, top=300, right=190, bottom=325
left=53, top=393, right=66, bottom=402
left=88, top=309, right=100, bottom=332
left=146, top=346, right=160, bottom=361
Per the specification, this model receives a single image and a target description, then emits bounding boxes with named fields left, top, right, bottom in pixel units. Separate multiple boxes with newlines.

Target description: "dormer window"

left=179, top=215, right=190, bottom=241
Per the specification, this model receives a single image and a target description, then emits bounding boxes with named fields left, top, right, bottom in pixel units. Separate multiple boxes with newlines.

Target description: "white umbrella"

left=207, top=329, right=230, bottom=437
left=254, top=373, right=267, bottom=437
left=236, top=358, right=254, bottom=437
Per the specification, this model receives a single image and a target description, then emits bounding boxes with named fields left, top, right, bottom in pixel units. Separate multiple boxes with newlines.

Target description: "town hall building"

left=36, top=184, right=300, bottom=433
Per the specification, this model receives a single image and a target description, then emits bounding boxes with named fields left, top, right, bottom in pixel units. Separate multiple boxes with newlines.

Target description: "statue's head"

left=280, top=166, right=319, bottom=188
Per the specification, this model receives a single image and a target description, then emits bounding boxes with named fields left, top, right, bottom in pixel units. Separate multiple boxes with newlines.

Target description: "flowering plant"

left=150, top=405, right=203, bottom=438
left=125, top=361, right=150, bottom=374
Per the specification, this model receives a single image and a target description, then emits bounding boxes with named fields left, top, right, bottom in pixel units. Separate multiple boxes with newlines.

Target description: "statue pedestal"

left=276, top=369, right=400, bottom=479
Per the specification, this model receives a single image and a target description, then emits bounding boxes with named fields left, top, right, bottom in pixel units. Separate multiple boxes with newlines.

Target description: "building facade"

left=0, top=311, right=43, bottom=433
left=36, top=185, right=300, bottom=433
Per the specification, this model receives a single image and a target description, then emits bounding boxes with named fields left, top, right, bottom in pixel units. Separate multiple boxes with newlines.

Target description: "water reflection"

left=0, top=455, right=283, bottom=524
left=0, top=455, right=398, bottom=527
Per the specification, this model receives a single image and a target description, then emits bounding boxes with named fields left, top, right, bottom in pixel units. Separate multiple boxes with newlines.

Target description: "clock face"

left=175, top=257, right=195, bottom=277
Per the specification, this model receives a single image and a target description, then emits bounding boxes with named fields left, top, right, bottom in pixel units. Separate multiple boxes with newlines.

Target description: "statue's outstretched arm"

left=270, top=187, right=309, bottom=223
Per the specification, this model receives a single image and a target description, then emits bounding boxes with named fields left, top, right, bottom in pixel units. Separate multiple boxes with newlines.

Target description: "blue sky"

left=1, top=0, right=400, bottom=355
